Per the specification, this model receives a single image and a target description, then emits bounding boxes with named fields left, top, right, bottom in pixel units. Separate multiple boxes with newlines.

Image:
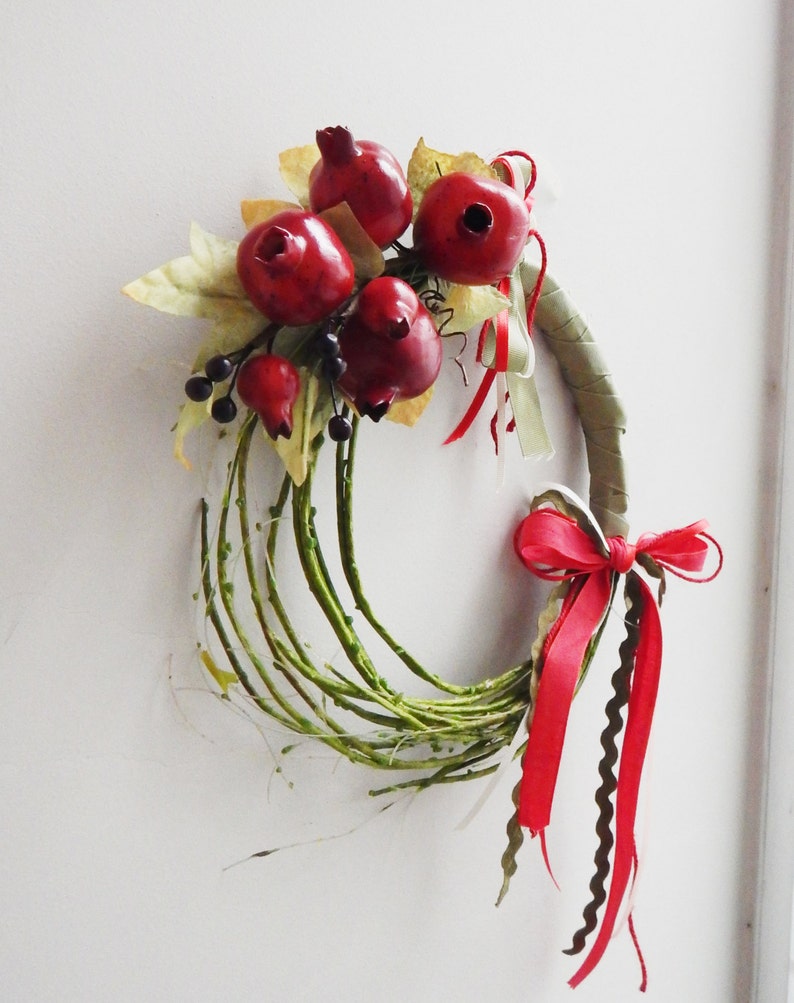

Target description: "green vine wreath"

left=124, top=129, right=720, bottom=992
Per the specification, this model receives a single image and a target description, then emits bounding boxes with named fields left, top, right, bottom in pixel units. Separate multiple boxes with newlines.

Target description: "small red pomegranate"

left=354, top=276, right=419, bottom=340
left=237, top=209, right=355, bottom=326
left=309, top=126, right=412, bottom=249
left=236, top=354, right=301, bottom=440
left=413, top=172, right=532, bottom=285
left=337, top=278, right=442, bottom=420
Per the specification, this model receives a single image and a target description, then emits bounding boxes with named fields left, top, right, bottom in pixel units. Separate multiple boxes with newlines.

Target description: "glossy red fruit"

left=309, top=126, right=412, bottom=249
left=354, top=276, right=420, bottom=341
left=236, top=354, right=301, bottom=440
left=412, top=172, right=532, bottom=285
left=237, top=210, right=355, bottom=326
left=337, top=284, right=442, bottom=421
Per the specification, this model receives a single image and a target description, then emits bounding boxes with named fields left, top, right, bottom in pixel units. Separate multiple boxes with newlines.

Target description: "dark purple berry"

left=323, top=356, right=347, bottom=380
left=185, top=375, right=213, bottom=402
left=317, top=331, right=341, bottom=358
left=328, top=414, right=353, bottom=441
left=205, top=354, right=234, bottom=382
left=211, top=396, right=237, bottom=423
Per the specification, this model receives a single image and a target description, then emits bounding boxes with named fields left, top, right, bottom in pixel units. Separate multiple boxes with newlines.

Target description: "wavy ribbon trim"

left=514, top=504, right=722, bottom=988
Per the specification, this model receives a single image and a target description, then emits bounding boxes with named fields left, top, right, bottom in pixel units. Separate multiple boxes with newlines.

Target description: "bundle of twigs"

left=199, top=262, right=629, bottom=800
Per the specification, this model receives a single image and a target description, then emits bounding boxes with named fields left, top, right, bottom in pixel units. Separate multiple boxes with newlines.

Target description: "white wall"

left=1, top=2, right=786, bottom=1000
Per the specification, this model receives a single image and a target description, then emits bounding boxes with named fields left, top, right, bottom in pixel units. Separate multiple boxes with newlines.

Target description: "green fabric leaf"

left=406, top=139, right=496, bottom=219
left=123, top=223, right=270, bottom=468
left=122, top=222, right=261, bottom=325
left=192, top=311, right=265, bottom=370
left=174, top=308, right=269, bottom=470
left=270, top=369, right=333, bottom=485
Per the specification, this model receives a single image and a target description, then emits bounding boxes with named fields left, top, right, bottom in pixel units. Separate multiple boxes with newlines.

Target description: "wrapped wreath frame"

left=124, top=131, right=720, bottom=992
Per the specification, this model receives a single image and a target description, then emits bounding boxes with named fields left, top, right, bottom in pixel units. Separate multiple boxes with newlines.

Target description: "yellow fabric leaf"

left=441, top=283, right=509, bottom=333
left=278, top=144, right=320, bottom=208
left=407, top=139, right=496, bottom=219
left=318, top=203, right=384, bottom=280
left=241, top=199, right=300, bottom=230
left=173, top=399, right=211, bottom=470
left=386, top=386, right=435, bottom=426
left=200, top=649, right=238, bottom=694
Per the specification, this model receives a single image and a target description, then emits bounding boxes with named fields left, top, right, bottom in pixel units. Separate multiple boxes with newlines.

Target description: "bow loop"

left=515, top=508, right=609, bottom=579
left=637, top=520, right=722, bottom=582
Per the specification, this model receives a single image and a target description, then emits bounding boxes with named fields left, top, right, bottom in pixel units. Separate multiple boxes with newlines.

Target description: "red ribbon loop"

left=514, top=506, right=722, bottom=987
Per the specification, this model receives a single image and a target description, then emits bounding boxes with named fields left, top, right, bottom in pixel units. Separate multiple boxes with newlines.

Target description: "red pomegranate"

left=337, top=278, right=442, bottom=420
left=237, top=209, right=354, bottom=326
left=309, top=126, right=412, bottom=249
left=413, top=172, right=532, bottom=285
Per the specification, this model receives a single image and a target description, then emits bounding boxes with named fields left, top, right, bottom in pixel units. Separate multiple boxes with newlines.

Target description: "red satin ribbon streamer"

left=514, top=508, right=722, bottom=988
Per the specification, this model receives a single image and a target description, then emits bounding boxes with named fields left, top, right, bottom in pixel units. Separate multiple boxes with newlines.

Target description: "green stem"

left=335, top=415, right=529, bottom=699
left=199, top=416, right=527, bottom=781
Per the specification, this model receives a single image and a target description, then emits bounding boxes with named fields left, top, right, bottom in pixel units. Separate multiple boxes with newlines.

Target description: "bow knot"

left=607, top=536, right=636, bottom=574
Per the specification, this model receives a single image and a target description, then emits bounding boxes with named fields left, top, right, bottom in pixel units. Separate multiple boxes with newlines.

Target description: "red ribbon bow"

left=514, top=507, right=722, bottom=989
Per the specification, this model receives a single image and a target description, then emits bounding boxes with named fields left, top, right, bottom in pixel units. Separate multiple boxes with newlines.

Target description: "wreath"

left=124, top=127, right=722, bottom=991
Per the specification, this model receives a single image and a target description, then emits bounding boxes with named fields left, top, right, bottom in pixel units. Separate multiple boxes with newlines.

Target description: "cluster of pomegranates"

left=184, top=126, right=533, bottom=442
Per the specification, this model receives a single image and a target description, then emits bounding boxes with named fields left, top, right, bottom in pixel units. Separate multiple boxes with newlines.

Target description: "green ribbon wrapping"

left=521, top=261, right=629, bottom=540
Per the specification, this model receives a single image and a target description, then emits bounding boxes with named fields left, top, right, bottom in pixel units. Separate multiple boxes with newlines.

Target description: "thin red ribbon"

left=444, top=282, right=509, bottom=445
left=514, top=508, right=722, bottom=987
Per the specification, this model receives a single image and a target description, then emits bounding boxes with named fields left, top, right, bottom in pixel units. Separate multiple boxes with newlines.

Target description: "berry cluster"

left=184, top=341, right=302, bottom=440
left=315, top=325, right=353, bottom=442
left=185, top=352, right=238, bottom=422
left=184, top=126, right=533, bottom=444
